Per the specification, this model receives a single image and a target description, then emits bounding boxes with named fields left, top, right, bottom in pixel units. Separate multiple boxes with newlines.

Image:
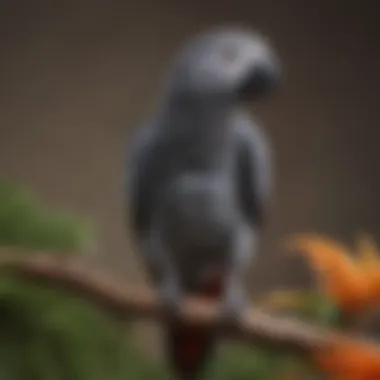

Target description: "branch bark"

left=0, top=253, right=367, bottom=354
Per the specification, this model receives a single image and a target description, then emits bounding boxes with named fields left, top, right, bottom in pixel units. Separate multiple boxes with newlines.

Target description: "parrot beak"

left=237, top=61, right=281, bottom=101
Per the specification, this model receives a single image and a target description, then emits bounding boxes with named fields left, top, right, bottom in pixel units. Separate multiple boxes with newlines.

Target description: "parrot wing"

left=234, top=116, right=272, bottom=228
left=125, top=123, right=161, bottom=238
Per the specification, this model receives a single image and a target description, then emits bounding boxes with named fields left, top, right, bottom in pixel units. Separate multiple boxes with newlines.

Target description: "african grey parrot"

left=125, top=25, right=280, bottom=380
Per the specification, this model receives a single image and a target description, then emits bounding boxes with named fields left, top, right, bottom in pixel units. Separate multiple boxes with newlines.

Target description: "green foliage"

left=0, top=181, right=93, bottom=253
left=0, top=276, right=132, bottom=380
left=207, top=345, right=286, bottom=379
left=281, top=291, right=342, bottom=327
left=0, top=182, right=135, bottom=379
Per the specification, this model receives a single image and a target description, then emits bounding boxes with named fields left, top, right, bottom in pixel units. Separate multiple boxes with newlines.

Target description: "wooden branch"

left=0, top=253, right=370, bottom=354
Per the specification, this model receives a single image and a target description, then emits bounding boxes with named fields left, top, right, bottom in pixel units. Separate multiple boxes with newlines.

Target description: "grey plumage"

left=127, top=109, right=271, bottom=285
left=125, top=24, right=280, bottom=379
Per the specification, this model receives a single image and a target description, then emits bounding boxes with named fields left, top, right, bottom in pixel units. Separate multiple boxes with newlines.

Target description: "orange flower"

left=313, top=337, right=380, bottom=379
left=286, top=234, right=378, bottom=314
left=356, top=234, right=380, bottom=301
left=283, top=234, right=380, bottom=379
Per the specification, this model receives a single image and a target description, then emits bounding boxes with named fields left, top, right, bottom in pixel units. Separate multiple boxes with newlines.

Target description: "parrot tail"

left=166, top=320, right=215, bottom=380
left=165, top=269, right=225, bottom=380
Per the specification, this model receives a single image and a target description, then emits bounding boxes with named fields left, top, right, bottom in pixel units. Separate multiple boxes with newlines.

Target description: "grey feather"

left=125, top=23, right=279, bottom=310
left=233, top=111, right=272, bottom=227
left=125, top=25, right=280, bottom=379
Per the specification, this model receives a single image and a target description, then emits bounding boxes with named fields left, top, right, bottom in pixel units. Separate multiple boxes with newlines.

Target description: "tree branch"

left=0, top=253, right=368, bottom=354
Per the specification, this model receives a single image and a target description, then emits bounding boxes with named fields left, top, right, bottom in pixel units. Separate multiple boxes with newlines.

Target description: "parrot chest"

left=158, top=172, right=239, bottom=272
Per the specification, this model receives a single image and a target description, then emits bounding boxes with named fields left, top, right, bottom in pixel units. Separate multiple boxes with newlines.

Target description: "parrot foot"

left=159, top=278, right=183, bottom=319
left=219, top=287, right=250, bottom=326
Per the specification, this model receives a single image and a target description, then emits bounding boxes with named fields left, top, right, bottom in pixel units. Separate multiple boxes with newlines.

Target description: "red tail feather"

left=167, top=269, right=225, bottom=379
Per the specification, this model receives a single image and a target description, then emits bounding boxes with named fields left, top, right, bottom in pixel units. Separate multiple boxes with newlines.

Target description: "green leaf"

left=0, top=181, right=94, bottom=253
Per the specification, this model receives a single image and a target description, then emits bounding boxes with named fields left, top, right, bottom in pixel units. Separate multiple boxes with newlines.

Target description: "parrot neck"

left=161, top=92, right=235, bottom=133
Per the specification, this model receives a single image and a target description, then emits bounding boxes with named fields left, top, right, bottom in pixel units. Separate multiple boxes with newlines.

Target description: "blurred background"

left=0, top=0, right=379, bottom=298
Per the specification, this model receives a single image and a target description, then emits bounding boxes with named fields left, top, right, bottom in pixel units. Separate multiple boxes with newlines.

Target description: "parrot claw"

left=220, top=287, right=249, bottom=326
left=159, top=278, right=183, bottom=319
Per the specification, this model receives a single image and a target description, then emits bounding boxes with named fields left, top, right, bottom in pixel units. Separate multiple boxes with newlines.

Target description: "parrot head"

left=168, top=25, right=281, bottom=103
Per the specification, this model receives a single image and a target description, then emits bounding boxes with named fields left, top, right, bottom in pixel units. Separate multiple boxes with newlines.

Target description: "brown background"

left=0, top=0, right=379, bottom=297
